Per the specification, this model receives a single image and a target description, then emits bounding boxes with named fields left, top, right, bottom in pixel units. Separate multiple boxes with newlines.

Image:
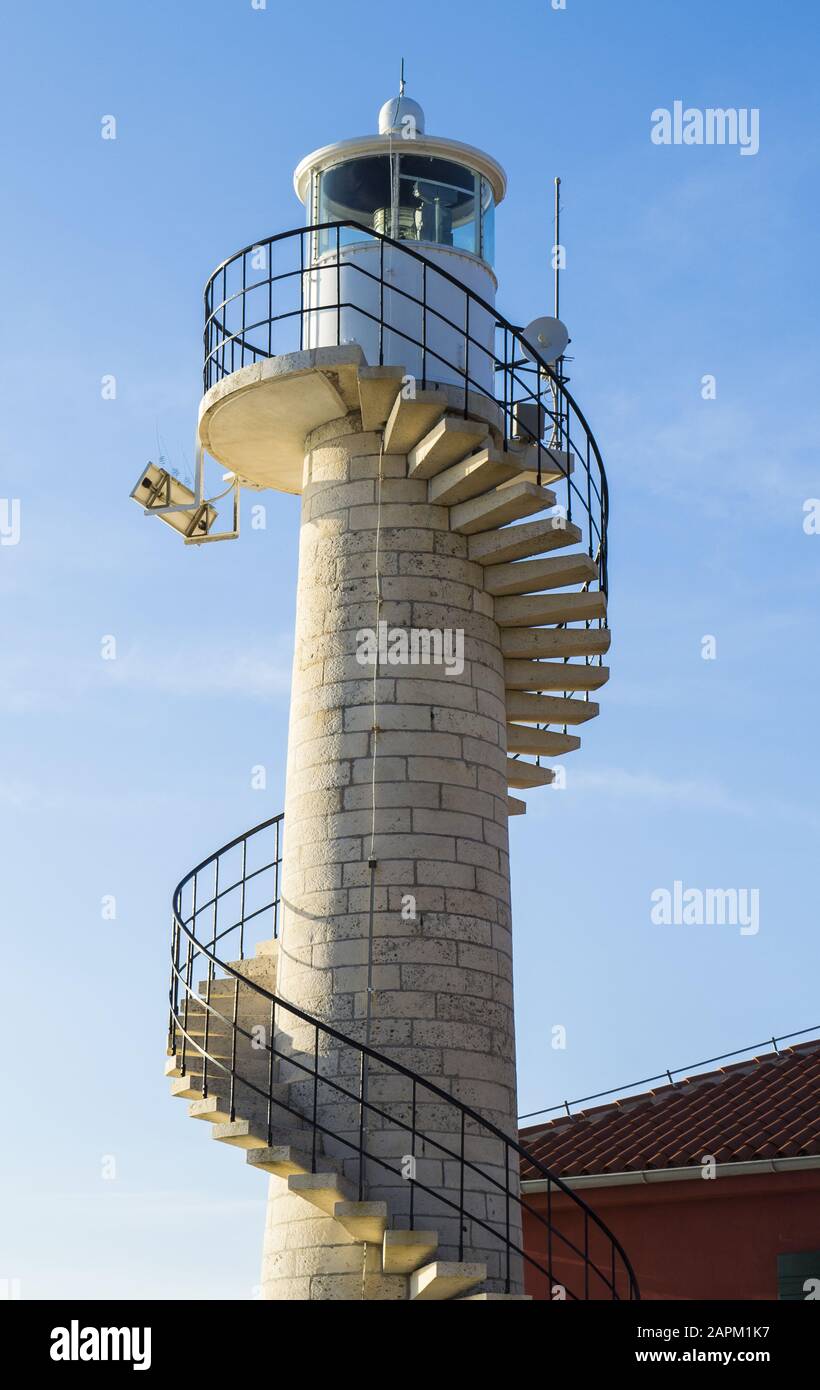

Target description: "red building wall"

left=522, top=1170, right=820, bottom=1300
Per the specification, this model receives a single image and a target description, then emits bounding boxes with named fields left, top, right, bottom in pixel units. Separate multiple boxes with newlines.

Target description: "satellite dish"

left=520, top=316, right=570, bottom=365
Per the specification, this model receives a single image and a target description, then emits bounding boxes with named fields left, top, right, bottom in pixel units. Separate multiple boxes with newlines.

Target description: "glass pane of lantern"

left=397, top=154, right=478, bottom=254
left=481, top=178, right=495, bottom=265
left=317, top=156, right=392, bottom=254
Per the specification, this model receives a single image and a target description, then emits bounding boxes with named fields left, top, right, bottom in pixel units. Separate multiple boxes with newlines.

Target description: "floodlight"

left=130, top=463, right=217, bottom=540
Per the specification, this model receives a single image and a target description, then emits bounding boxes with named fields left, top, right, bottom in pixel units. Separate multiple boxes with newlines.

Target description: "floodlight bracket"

left=132, top=446, right=242, bottom=544
left=184, top=467, right=241, bottom=545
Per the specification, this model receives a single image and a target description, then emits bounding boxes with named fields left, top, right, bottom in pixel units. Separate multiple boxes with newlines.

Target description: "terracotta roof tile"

left=519, top=1038, right=820, bottom=1181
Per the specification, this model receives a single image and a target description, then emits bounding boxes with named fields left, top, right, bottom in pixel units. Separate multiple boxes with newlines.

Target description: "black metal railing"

left=202, top=221, right=608, bottom=601
left=168, top=813, right=639, bottom=1301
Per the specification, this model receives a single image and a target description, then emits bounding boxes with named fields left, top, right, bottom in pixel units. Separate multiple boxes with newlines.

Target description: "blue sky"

left=1, top=0, right=818, bottom=1298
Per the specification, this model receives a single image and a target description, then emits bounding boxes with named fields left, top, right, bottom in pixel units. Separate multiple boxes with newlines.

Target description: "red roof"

left=519, top=1039, right=820, bottom=1181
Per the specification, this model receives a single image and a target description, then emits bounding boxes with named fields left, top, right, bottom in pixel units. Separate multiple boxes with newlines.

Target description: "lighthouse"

left=157, top=89, right=636, bottom=1302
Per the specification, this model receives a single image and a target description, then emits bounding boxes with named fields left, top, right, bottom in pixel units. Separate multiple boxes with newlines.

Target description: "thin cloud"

left=604, top=394, right=820, bottom=522
left=0, top=637, right=294, bottom=712
left=106, top=642, right=294, bottom=699
left=555, top=764, right=820, bottom=834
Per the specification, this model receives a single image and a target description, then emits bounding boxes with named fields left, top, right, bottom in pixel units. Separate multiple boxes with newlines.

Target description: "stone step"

left=170, top=1074, right=219, bottom=1101
left=408, top=416, right=490, bottom=479
left=507, top=759, right=555, bottom=789
left=384, top=388, right=448, bottom=454
left=499, top=449, right=575, bottom=489
left=483, top=552, right=598, bottom=597
left=178, top=1002, right=269, bottom=1035
left=523, top=447, right=574, bottom=486
left=168, top=1046, right=272, bottom=1082
left=507, top=795, right=527, bottom=817
left=504, top=660, right=610, bottom=692
left=357, top=366, right=404, bottom=431
left=169, top=1056, right=249, bottom=1086
left=187, top=1095, right=236, bottom=1125
left=287, top=1170, right=357, bottom=1216
left=507, top=725, right=581, bottom=757
left=333, top=1201, right=389, bottom=1243
left=501, top=627, right=611, bottom=661
left=172, top=1011, right=237, bottom=1038
left=165, top=1045, right=239, bottom=1075
left=468, top=517, right=583, bottom=565
left=172, top=1050, right=280, bottom=1088
left=382, top=1229, right=440, bottom=1276
left=195, top=981, right=244, bottom=1002
left=196, top=956, right=277, bottom=996
left=410, top=1261, right=487, bottom=1302
left=507, top=434, right=575, bottom=484
left=494, top=590, right=607, bottom=628
left=451, top=481, right=555, bottom=536
left=166, top=1055, right=207, bottom=1079
left=246, top=1145, right=317, bottom=1179
left=212, top=1119, right=317, bottom=1152
left=427, top=447, right=524, bottom=506
left=506, top=691, right=599, bottom=725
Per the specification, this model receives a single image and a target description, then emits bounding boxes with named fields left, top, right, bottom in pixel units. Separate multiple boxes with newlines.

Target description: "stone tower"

left=161, top=90, right=623, bottom=1302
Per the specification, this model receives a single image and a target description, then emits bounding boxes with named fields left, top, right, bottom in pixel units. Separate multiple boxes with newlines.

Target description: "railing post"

left=504, top=1142, right=511, bottom=1293
left=502, top=326, right=509, bottom=449
left=312, top=1023, right=320, bottom=1173
left=564, top=387, right=572, bottom=525
left=229, top=976, right=239, bottom=1122
left=463, top=297, right=470, bottom=418
left=335, top=225, right=341, bottom=347
left=273, top=818, right=281, bottom=939
left=203, top=283, right=210, bottom=393
left=181, top=941, right=193, bottom=1075
left=201, top=859, right=220, bottom=1098
left=241, top=251, right=247, bottom=369
left=201, top=953, right=212, bottom=1098
left=266, top=995, right=276, bottom=1146
left=238, top=836, right=247, bottom=959
left=357, top=1050, right=368, bottom=1202
left=536, top=369, right=544, bottom=487
left=180, top=875, right=197, bottom=1075
left=409, top=1078, right=417, bottom=1231
left=168, top=912, right=180, bottom=1056
left=298, top=233, right=304, bottom=354
left=421, top=261, right=427, bottom=389
left=383, top=237, right=389, bottom=369
left=221, top=266, right=227, bottom=381
left=458, top=1110, right=466, bottom=1260
left=586, top=435, right=593, bottom=562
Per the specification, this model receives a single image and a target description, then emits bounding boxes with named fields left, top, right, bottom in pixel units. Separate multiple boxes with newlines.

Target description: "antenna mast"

left=400, top=58, right=406, bottom=98
left=554, top=176, right=561, bottom=323
left=553, top=175, right=567, bottom=388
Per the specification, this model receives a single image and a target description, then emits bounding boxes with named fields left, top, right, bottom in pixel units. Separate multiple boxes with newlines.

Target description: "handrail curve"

left=201, top=220, right=609, bottom=597
left=168, top=812, right=639, bottom=1300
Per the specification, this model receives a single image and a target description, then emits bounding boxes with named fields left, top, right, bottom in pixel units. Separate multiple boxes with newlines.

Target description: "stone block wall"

left=262, top=409, right=523, bottom=1298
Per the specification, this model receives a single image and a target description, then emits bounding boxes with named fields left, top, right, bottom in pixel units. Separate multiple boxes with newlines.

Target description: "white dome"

left=378, top=95, right=426, bottom=136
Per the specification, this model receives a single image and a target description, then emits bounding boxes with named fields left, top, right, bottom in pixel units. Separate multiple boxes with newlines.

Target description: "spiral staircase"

left=167, top=814, right=638, bottom=1301
left=162, top=222, right=637, bottom=1300
left=194, top=220, right=611, bottom=810
left=364, top=358, right=606, bottom=810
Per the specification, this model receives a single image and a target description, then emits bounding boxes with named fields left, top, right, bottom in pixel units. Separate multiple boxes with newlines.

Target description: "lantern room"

left=292, top=94, right=506, bottom=393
